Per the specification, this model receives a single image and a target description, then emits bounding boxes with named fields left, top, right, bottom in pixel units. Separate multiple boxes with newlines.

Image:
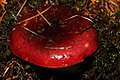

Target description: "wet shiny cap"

left=9, top=5, right=98, bottom=68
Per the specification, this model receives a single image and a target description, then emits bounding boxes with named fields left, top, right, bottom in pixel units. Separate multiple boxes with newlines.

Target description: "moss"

left=0, top=0, right=120, bottom=80
left=4, top=49, right=11, bottom=56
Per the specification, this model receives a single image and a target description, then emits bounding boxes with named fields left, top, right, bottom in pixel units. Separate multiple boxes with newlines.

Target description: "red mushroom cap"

left=9, top=6, right=98, bottom=68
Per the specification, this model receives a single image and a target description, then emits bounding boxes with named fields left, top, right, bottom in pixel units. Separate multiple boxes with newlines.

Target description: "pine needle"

left=37, top=10, right=51, bottom=26
left=22, top=26, right=45, bottom=39
left=16, top=0, right=27, bottom=17
left=17, top=6, right=51, bottom=24
left=0, top=10, right=6, bottom=23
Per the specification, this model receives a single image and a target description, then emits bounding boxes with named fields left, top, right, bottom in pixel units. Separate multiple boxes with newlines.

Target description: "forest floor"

left=0, top=0, right=120, bottom=80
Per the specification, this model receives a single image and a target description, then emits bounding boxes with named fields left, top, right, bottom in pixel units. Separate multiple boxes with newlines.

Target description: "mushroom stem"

left=17, top=6, right=51, bottom=24
left=37, top=10, right=51, bottom=26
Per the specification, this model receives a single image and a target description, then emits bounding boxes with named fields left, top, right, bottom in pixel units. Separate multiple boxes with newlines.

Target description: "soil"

left=0, top=0, right=120, bottom=80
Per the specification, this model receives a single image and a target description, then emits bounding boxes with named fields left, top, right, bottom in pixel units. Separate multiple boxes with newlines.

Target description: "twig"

left=16, top=0, right=27, bottom=17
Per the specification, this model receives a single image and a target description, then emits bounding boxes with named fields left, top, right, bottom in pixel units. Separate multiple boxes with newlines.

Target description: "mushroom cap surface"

left=9, top=6, right=98, bottom=68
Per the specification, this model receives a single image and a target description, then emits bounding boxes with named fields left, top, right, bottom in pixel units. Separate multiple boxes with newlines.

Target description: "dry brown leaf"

left=0, top=0, right=7, bottom=10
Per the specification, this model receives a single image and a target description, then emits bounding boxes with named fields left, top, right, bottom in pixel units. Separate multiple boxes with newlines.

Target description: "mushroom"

left=9, top=5, right=98, bottom=68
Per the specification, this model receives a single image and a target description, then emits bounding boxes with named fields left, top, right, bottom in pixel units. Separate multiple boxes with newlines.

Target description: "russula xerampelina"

left=9, top=5, right=98, bottom=68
